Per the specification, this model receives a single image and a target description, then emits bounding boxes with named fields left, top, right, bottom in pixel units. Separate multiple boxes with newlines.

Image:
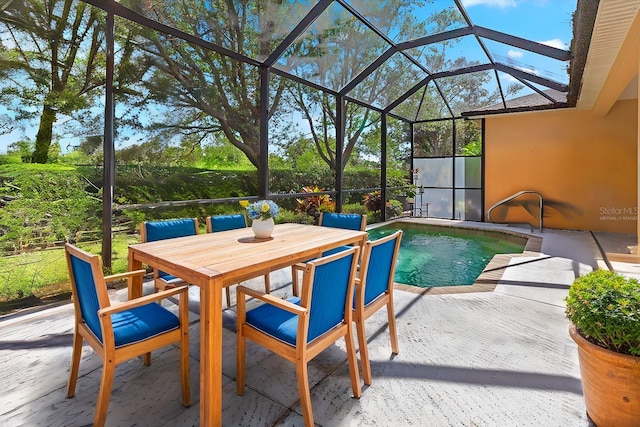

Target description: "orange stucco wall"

left=484, top=99, right=638, bottom=233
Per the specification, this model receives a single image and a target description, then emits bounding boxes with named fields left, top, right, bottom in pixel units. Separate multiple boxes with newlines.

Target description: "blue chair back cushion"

left=307, top=253, right=353, bottom=340
left=145, top=219, right=197, bottom=242
left=363, top=237, right=397, bottom=306
left=246, top=252, right=355, bottom=345
left=210, top=214, right=246, bottom=232
left=70, top=254, right=102, bottom=339
left=71, top=254, right=180, bottom=346
left=321, top=213, right=363, bottom=230
left=145, top=219, right=197, bottom=279
left=321, top=245, right=351, bottom=257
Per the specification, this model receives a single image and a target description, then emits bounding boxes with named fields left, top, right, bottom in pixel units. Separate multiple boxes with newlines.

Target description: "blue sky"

left=455, top=0, right=578, bottom=105
left=0, top=0, right=578, bottom=155
left=462, top=0, right=577, bottom=77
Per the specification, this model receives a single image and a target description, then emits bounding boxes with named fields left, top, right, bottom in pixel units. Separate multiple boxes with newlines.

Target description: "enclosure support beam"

left=102, top=11, right=115, bottom=268
left=335, top=96, right=345, bottom=211
left=481, top=118, right=486, bottom=222
left=259, top=66, right=270, bottom=199
left=381, top=114, right=388, bottom=222
left=410, top=122, right=414, bottom=217
left=452, top=119, right=457, bottom=219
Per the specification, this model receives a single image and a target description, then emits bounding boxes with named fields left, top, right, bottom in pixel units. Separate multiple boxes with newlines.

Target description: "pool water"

left=367, top=224, right=525, bottom=287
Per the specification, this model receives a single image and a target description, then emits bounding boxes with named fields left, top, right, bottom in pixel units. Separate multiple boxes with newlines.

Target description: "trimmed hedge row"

left=0, top=164, right=410, bottom=253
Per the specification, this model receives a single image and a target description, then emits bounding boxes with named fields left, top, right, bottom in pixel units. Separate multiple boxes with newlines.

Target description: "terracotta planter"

left=569, top=324, right=640, bottom=427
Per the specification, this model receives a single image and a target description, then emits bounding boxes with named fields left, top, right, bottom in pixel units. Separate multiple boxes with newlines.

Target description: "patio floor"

left=2, top=219, right=626, bottom=426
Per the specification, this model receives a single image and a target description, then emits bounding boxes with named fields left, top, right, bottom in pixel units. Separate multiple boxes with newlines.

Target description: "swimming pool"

left=367, top=222, right=527, bottom=287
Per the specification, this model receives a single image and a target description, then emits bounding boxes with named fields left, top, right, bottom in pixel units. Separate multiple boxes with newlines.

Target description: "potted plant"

left=244, top=200, right=280, bottom=239
left=565, top=269, right=640, bottom=426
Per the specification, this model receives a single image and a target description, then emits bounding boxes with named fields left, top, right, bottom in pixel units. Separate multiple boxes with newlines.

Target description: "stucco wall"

left=484, top=99, right=638, bottom=233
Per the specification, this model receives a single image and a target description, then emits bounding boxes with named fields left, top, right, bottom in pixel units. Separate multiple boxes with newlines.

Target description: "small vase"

left=251, top=217, right=274, bottom=239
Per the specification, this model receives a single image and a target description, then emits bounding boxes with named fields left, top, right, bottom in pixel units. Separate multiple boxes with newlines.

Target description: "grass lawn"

left=0, top=234, right=141, bottom=315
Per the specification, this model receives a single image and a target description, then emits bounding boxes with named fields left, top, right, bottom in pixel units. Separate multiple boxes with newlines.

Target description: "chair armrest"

left=236, top=285, right=306, bottom=315
left=291, top=262, right=306, bottom=272
left=98, top=285, right=189, bottom=317
left=103, top=269, right=146, bottom=283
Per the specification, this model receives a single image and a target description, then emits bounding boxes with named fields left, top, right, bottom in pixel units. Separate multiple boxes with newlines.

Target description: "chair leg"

left=154, top=277, right=165, bottom=293
left=387, top=301, right=399, bottom=355
left=355, top=317, right=372, bottom=386
left=296, top=362, right=314, bottom=427
left=263, top=273, right=271, bottom=294
left=180, top=328, right=191, bottom=406
left=225, top=287, right=232, bottom=308
left=143, top=352, right=151, bottom=366
left=94, top=358, right=115, bottom=427
left=236, top=331, right=246, bottom=395
left=291, top=266, right=299, bottom=297
left=345, top=325, right=362, bottom=397
left=179, top=292, right=191, bottom=407
left=67, top=329, right=83, bottom=397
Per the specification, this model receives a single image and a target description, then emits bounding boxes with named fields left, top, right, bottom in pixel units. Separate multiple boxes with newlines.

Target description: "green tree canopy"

left=0, top=0, right=106, bottom=163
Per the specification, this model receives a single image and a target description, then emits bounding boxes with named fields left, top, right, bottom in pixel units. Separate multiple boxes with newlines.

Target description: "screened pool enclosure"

left=6, top=0, right=577, bottom=262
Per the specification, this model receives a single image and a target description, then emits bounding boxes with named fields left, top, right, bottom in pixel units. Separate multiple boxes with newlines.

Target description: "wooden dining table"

left=127, top=222, right=368, bottom=426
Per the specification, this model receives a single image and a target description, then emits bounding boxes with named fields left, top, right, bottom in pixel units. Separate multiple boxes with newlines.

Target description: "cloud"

left=516, top=66, right=539, bottom=76
left=540, top=38, right=568, bottom=50
left=461, top=0, right=517, bottom=7
left=508, top=50, right=524, bottom=59
left=504, top=74, right=519, bottom=83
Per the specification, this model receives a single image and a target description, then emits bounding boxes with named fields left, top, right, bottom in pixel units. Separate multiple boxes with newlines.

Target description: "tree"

left=282, top=0, right=425, bottom=171
left=0, top=0, right=105, bottom=163
left=282, top=3, right=496, bottom=171
left=118, top=0, right=294, bottom=169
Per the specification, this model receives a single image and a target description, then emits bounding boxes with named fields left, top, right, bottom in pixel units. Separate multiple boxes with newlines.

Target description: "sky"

left=462, top=0, right=577, bottom=82
left=0, top=0, right=578, bottom=155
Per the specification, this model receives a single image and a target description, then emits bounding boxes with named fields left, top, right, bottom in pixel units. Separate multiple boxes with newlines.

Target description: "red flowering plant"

left=296, top=186, right=335, bottom=220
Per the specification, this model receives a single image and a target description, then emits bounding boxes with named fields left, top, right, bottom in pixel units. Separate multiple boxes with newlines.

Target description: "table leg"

left=199, top=280, right=223, bottom=426
left=128, top=248, right=143, bottom=300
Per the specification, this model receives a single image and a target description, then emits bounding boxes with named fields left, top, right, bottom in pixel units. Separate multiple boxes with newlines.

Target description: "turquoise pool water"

left=367, top=224, right=526, bottom=287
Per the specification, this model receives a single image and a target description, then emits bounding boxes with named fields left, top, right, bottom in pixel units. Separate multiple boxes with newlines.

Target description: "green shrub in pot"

left=565, top=269, right=640, bottom=356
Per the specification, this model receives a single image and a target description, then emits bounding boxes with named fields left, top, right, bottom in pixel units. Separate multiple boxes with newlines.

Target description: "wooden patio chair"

left=65, top=243, right=190, bottom=427
left=353, top=230, right=402, bottom=385
left=140, top=218, right=199, bottom=292
left=236, top=246, right=362, bottom=427
left=291, top=212, right=367, bottom=296
left=205, top=214, right=271, bottom=307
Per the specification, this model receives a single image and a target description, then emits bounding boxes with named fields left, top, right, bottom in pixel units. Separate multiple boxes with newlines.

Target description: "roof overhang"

left=576, top=0, right=640, bottom=112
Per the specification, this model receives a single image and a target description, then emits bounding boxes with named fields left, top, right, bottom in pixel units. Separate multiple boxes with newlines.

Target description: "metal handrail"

left=487, top=190, right=543, bottom=232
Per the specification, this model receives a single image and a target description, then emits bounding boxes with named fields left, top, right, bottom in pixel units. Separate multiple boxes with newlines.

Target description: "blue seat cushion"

left=246, top=297, right=303, bottom=345
left=89, top=303, right=180, bottom=348
left=158, top=271, right=183, bottom=284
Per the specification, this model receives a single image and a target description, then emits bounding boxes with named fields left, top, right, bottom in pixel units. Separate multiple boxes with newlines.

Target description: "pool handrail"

left=487, top=190, right=543, bottom=233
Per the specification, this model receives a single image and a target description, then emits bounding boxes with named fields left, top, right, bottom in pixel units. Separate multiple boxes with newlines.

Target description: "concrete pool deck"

left=3, top=219, right=636, bottom=426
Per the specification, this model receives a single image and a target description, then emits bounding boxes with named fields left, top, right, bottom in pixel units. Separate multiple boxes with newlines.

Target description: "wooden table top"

left=128, top=223, right=368, bottom=287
